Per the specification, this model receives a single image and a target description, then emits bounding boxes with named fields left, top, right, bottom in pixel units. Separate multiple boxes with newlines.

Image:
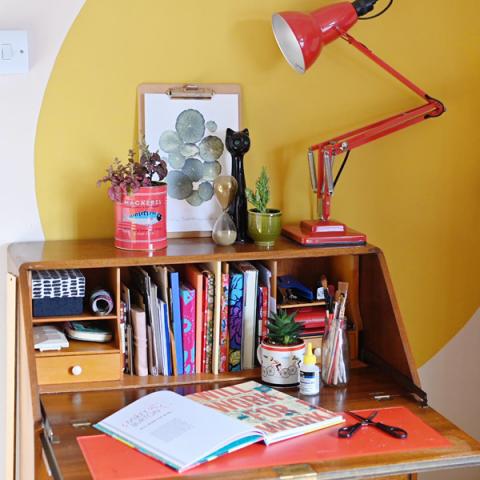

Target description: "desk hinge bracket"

left=273, top=464, right=317, bottom=479
left=362, top=349, right=428, bottom=407
left=71, top=420, right=92, bottom=428
left=40, top=426, right=63, bottom=480
left=41, top=402, right=60, bottom=444
left=369, top=392, right=401, bottom=402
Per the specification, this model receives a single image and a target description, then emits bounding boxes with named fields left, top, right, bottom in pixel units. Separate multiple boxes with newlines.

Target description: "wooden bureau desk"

left=8, top=238, right=480, bottom=479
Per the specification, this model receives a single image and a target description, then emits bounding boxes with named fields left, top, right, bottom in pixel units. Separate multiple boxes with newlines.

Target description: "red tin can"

left=114, top=185, right=167, bottom=251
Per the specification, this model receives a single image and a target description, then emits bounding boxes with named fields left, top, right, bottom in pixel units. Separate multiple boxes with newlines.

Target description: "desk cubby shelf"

left=32, top=313, right=118, bottom=324
left=279, top=300, right=326, bottom=309
left=9, top=238, right=419, bottom=393
left=35, top=339, right=119, bottom=357
left=16, top=238, right=394, bottom=394
left=11, top=237, right=480, bottom=479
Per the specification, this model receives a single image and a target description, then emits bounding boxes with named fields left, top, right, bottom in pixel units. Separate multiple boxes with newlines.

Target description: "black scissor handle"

left=374, top=421, right=408, bottom=439
left=338, top=422, right=363, bottom=438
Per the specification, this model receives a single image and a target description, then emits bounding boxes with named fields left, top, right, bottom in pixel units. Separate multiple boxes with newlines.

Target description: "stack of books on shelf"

left=120, top=261, right=275, bottom=376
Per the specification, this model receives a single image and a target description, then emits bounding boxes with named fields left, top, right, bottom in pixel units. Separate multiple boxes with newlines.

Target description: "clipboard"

left=138, top=83, right=241, bottom=238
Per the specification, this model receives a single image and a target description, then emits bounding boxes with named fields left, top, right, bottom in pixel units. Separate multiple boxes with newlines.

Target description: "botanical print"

left=144, top=93, right=239, bottom=233
left=159, top=109, right=224, bottom=207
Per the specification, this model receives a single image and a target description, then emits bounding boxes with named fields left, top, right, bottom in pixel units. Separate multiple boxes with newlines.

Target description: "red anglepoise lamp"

left=272, top=0, right=445, bottom=246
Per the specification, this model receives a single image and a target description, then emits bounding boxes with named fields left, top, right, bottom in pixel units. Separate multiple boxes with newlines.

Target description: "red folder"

left=78, top=407, right=451, bottom=480
left=282, top=224, right=366, bottom=246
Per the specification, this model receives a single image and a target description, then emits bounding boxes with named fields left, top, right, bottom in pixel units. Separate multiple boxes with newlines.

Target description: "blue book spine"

left=163, top=301, right=172, bottom=376
left=169, top=271, right=184, bottom=375
left=228, top=272, right=244, bottom=372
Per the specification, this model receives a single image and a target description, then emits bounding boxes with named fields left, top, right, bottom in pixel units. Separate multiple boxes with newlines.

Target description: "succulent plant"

left=266, top=309, right=302, bottom=346
left=97, top=138, right=167, bottom=202
left=246, top=167, right=270, bottom=213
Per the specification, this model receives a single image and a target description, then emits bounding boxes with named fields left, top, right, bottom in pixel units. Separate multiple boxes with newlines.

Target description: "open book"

left=188, top=381, right=343, bottom=444
left=94, top=381, right=343, bottom=473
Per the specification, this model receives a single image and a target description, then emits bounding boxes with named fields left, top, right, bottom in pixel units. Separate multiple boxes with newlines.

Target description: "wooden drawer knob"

left=71, top=365, right=83, bottom=376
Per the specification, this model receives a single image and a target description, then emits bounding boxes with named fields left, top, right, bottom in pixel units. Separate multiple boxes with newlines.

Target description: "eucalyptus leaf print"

left=203, top=161, right=222, bottom=181
left=182, top=158, right=204, bottom=182
left=159, top=130, right=181, bottom=153
left=175, top=109, right=205, bottom=143
left=199, top=135, right=224, bottom=162
left=198, top=181, right=214, bottom=201
left=206, top=120, right=218, bottom=133
left=167, top=151, right=186, bottom=169
left=180, top=143, right=199, bottom=157
left=186, top=190, right=203, bottom=206
left=166, top=170, right=193, bottom=200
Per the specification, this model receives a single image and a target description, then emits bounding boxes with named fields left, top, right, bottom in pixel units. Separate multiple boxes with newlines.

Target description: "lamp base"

left=282, top=222, right=367, bottom=247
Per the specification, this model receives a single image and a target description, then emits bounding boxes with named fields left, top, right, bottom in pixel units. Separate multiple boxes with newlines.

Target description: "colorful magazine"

left=189, top=381, right=344, bottom=444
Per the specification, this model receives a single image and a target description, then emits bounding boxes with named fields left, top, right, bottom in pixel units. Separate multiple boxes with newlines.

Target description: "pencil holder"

left=321, top=316, right=349, bottom=386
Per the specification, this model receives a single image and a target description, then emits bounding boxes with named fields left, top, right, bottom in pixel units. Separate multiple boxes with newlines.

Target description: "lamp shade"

left=272, top=2, right=358, bottom=73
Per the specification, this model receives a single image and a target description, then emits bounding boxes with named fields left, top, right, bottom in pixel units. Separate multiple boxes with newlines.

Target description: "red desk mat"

left=77, top=406, right=451, bottom=480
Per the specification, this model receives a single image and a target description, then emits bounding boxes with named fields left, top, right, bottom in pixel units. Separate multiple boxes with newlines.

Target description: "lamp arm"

left=310, top=32, right=445, bottom=222
left=341, top=32, right=433, bottom=99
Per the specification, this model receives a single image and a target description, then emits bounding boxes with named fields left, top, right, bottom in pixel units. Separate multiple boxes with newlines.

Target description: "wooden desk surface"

left=8, top=237, right=377, bottom=274
left=41, top=367, right=480, bottom=480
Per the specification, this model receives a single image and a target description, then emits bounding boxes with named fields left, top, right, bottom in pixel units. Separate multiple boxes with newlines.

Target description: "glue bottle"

left=299, top=342, right=320, bottom=395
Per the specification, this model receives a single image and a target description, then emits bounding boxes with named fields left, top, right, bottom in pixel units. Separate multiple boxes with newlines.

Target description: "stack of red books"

left=294, top=306, right=326, bottom=336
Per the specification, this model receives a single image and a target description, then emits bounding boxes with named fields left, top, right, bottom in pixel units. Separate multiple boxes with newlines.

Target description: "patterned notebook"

left=180, top=283, right=196, bottom=374
left=219, top=272, right=230, bottom=373
left=228, top=270, right=244, bottom=371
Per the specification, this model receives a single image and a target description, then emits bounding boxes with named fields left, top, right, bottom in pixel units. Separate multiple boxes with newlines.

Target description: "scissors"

left=338, top=411, right=408, bottom=439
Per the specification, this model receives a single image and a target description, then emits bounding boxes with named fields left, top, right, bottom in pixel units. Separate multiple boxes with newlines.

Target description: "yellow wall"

left=35, top=0, right=480, bottom=366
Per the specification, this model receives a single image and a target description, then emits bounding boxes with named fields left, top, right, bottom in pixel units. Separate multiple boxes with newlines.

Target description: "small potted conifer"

left=246, top=167, right=282, bottom=247
left=257, top=310, right=305, bottom=386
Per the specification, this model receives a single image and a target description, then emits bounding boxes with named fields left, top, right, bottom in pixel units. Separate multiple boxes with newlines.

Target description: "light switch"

left=1, top=43, right=13, bottom=60
left=0, top=31, right=29, bottom=75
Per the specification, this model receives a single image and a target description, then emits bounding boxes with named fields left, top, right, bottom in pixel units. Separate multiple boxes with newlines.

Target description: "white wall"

left=0, top=1, right=84, bottom=475
left=419, top=310, right=480, bottom=480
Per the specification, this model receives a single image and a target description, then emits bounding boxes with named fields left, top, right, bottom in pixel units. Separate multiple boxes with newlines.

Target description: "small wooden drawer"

left=36, top=353, right=121, bottom=385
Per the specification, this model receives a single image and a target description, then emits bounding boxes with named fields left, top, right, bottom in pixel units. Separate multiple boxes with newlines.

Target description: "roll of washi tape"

left=89, top=289, right=114, bottom=316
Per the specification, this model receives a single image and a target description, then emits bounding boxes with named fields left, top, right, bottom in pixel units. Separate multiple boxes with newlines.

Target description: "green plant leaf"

left=246, top=166, right=270, bottom=213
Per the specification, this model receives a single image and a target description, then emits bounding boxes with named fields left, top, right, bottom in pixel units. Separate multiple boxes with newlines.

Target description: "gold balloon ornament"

left=212, top=176, right=238, bottom=246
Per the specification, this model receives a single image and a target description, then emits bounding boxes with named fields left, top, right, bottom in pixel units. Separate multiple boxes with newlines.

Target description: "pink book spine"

left=261, top=285, right=269, bottom=339
left=180, top=284, right=196, bottom=374
left=219, top=273, right=230, bottom=373
left=201, top=274, right=209, bottom=373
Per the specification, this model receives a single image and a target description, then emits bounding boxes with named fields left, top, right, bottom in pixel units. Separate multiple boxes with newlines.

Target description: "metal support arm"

left=308, top=32, right=445, bottom=222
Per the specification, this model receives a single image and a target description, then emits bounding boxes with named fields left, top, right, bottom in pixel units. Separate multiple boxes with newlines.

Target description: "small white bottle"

left=299, top=342, right=320, bottom=395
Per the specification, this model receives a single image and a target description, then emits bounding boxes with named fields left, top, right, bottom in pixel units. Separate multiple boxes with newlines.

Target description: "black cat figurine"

left=226, top=128, right=250, bottom=243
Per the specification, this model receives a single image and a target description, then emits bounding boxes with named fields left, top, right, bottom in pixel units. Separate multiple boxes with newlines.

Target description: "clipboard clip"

left=167, top=84, right=214, bottom=99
